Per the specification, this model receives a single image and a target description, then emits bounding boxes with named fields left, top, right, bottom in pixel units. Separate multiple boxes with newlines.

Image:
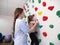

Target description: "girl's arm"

left=28, top=21, right=39, bottom=33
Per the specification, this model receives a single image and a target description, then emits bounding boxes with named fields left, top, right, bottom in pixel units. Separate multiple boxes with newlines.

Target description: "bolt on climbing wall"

left=23, top=0, right=60, bottom=45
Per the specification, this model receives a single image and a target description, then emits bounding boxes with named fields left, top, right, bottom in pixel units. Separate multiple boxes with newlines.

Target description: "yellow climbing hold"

left=38, top=11, right=43, bottom=16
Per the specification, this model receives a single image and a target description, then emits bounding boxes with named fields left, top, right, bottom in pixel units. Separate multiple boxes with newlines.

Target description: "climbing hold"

left=49, top=24, right=54, bottom=29
left=38, top=39, right=41, bottom=43
left=32, top=5, right=34, bottom=8
left=26, top=9, right=29, bottom=13
left=24, top=14, right=26, bottom=18
left=32, top=0, right=34, bottom=3
left=43, top=16, right=48, bottom=21
left=38, top=0, right=41, bottom=3
left=42, top=32, right=47, bottom=37
left=38, top=11, right=43, bottom=15
left=56, top=10, right=60, bottom=18
left=38, top=25, right=43, bottom=28
left=35, top=7, right=38, bottom=11
left=48, top=6, right=54, bottom=11
left=42, top=2, right=46, bottom=7
left=57, top=33, right=60, bottom=40
left=23, top=6, right=26, bottom=11
left=50, top=42, right=54, bottom=45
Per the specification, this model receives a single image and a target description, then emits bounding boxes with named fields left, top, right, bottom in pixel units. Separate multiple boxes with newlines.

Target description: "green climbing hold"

left=38, top=0, right=41, bottom=3
left=38, top=39, right=41, bottom=43
left=56, top=10, right=60, bottom=18
left=26, top=3, right=28, bottom=6
left=26, top=9, right=29, bottom=13
left=49, top=24, right=54, bottom=28
left=26, top=3, right=29, bottom=8
left=50, top=42, right=54, bottom=45
left=24, top=14, right=26, bottom=18
left=32, top=0, right=34, bottom=3
left=57, top=33, right=60, bottom=40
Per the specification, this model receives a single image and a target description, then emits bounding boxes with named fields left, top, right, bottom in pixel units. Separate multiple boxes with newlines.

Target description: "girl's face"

left=32, top=16, right=36, bottom=21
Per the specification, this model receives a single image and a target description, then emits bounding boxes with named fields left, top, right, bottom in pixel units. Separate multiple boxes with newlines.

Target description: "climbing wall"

left=23, top=0, right=60, bottom=45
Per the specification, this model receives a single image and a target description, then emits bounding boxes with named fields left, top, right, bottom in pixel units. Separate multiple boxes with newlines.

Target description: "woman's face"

left=20, top=11, right=24, bottom=18
left=22, top=12, right=24, bottom=17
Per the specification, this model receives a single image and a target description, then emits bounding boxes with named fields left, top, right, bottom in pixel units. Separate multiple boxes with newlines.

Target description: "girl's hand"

left=35, top=21, right=39, bottom=25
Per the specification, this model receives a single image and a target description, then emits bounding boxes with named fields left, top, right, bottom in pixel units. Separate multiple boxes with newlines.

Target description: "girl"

left=13, top=8, right=39, bottom=45
left=28, top=15, right=39, bottom=45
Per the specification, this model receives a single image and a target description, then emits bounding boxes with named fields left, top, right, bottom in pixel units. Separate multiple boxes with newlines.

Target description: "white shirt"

left=14, top=18, right=30, bottom=45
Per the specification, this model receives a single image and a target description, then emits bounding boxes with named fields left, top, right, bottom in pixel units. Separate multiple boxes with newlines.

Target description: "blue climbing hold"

left=38, top=25, right=43, bottom=28
left=32, top=5, right=34, bottom=8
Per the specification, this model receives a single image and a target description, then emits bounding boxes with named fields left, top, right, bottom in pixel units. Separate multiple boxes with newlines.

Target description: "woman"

left=13, top=8, right=39, bottom=45
left=28, top=15, right=39, bottom=45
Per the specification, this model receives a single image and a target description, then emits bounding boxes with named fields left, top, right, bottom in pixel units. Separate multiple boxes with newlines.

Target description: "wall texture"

left=24, top=0, right=60, bottom=45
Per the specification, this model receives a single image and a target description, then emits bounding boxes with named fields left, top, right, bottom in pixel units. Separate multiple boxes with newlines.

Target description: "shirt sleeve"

left=19, top=21, right=30, bottom=34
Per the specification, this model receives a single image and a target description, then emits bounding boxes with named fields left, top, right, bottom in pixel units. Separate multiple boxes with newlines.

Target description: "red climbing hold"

left=35, top=7, right=38, bottom=11
left=48, top=6, right=54, bottom=11
left=42, top=2, right=46, bottom=7
left=23, top=6, right=26, bottom=11
left=43, top=16, right=48, bottom=21
left=43, top=32, right=47, bottom=37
